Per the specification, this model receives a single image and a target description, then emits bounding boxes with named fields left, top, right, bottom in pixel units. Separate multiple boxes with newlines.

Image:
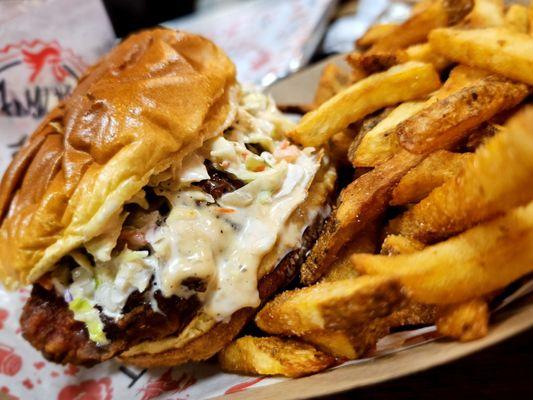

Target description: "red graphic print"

left=22, top=379, right=33, bottom=390
left=57, top=378, right=112, bottom=400
left=0, top=309, right=7, bottom=329
left=22, top=45, right=68, bottom=83
left=0, top=344, right=22, bottom=376
left=225, top=377, right=265, bottom=394
left=64, top=364, right=79, bottom=376
left=138, top=369, right=196, bottom=400
left=33, top=361, right=45, bottom=370
left=1, top=386, right=20, bottom=400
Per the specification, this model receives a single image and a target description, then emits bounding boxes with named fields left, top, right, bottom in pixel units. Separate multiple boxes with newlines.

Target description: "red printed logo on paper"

left=225, top=377, right=265, bottom=394
left=138, top=368, right=196, bottom=400
left=57, top=377, right=112, bottom=400
left=0, top=308, right=8, bottom=329
left=0, top=343, right=22, bottom=376
left=0, top=39, right=87, bottom=119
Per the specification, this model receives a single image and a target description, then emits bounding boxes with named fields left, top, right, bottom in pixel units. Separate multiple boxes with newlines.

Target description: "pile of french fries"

left=218, top=0, right=533, bottom=378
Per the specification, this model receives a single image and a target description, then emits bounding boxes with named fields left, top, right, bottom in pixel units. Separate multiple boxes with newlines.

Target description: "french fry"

left=218, top=336, right=335, bottom=378
left=401, top=42, right=451, bottom=71
left=504, top=4, right=529, bottom=33
left=429, top=27, right=533, bottom=85
left=390, top=150, right=473, bottom=206
left=301, top=150, right=424, bottom=284
left=288, top=62, right=441, bottom=147
left=353, top=202, right=533, bottom=304
left=347, top=108, right=393, bottom=165
left=436, top=299, right=489, bottom=341
left=381, top=234, right=426, bottom=255
left=328, top=128, right=358, bottom=165
left=463, top=121, right=497, bottom=151
left=302, top=322, right=389, bottom=360
left=369, top=0, right=473, bottom=52
left=397, top=75, right=528, bottom=154
left=389, top=107, right=533, bottom=242
left=356, top=23, right=399, bottom=49
left=313, top=63, right=353, bottom=107
left=462, top=0, right=505, bottom=27
left=351, top=65, right=490, bottom=168
left=321, top=226, right=378, bottom=282
left=529, top=0, right=533, bottom=35
left=255, top=276, right=404, bottom=336
left=303, top=301, right=437, bottom=359
left=352, top=101, right=427, bottom=167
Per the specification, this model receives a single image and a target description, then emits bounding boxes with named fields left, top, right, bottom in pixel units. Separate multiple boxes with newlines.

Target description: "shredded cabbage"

left=68, top=298, right=109, bottom=345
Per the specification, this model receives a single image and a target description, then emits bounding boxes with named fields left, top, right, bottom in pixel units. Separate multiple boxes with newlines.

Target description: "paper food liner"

left=1, top=1, right=532, bottom=399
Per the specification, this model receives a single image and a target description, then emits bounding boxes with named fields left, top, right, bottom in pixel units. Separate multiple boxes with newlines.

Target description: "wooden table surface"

left=324, top=327, right=532, bottom=399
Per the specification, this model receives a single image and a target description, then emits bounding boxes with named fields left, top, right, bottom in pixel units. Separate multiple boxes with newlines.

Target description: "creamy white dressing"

left=65, top=86, right=323, bottom=340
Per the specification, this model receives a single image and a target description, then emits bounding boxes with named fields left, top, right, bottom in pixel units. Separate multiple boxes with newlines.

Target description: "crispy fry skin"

left=389, top=107, right=533, bottom=242
left=347, top=43, right=450, bottom=74
left=351, top=65, right=490, bottom=168
left=436, top=299, right=489, bottom=341
left=302, top=323, right=389, bottom=360
left=321, top=226, right=378, bottom=282
left=381, top=234, right=426, bottom=255
left=353, top=202, right=533, bottom=304
left=390, top=150, right=473, bottom=206
left=429, top=27, right=533, bottom=85
left=401, top=43, right=451, bottom=71
left=356, top=23, right=399, bottom=49
left=352, top=101, right=427, bottom=167
left=303, top=301, right=436, bottom=360
left=462, top=0, right=504, bottom=27
left=368, top=0, right=473, bottom=52
left=504, top=4, right=529, bottom=33
left=301, top=150, right=423, bottom=284
left=397, top=75, right=528, bottom=154
left=529, top=0, right=533, bottom=35
left=347, top=108, right=393, bottom=166
left=288, top=62, right=441, bottom=147
left=255, top=276, right=404, bottom=336
left=313, top=63, right=353, bottom=107
left=218, top=336, right=335, bottom=378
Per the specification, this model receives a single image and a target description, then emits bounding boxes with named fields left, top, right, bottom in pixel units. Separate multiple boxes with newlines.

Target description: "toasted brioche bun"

left=0, top=28, right=236, bottom=288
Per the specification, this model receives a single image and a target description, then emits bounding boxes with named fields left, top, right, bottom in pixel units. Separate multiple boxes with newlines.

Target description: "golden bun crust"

left=0, top=28, right=236, bottom=288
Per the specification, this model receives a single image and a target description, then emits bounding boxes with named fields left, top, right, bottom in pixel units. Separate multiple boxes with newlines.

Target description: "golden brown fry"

left=313, top=63, right=352, bottom=107
left=462, top=0, right=505, bottom=27
left=370, top=0, right=473, bottom=51
left=390, top=150, right=473, bottom=206
left=321, top=226, right=378, bottom=282
left=401, top=42, right=451, bottom=71
left=351, top=65, right=489, bottom=168
left=436, top=299, right=489, bottom=341
left=381, top=234, right=426, bottom=255
left=218, top=336, right=335, bottom=378
left=504, top=4, right=529, bottom=33
left=352, top=101, right=427, bottom=167
left=356, top=23, right=399, bottom=49
left=303, top=300, right=437, bottom=359
left=301, top=150, right=424, bottom=284
left=346, top=51, right=399, bottom=74
left=302, top=323, right=389, bottom=360
left=255, top=276, right=404, bottom=335
left=353, top=202, right=533, bottom=304
left=397, top=75, right=528, bottom=154
left=529, top=1, right=533, bottom=35
left=327, top=128, right=357, bottom=166
left=347, top=108, right=393, bottom=166
left=463, top=121, right=497, bottom=151
left=389, top=107, right=533, bottom=242
left=429, top=27, right=533, bottom=85
left=288, top=62, right=441, bottom=147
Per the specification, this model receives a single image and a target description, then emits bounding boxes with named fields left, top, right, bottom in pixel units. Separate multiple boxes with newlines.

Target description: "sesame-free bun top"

left=0, top=28, right=237, bottom=288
